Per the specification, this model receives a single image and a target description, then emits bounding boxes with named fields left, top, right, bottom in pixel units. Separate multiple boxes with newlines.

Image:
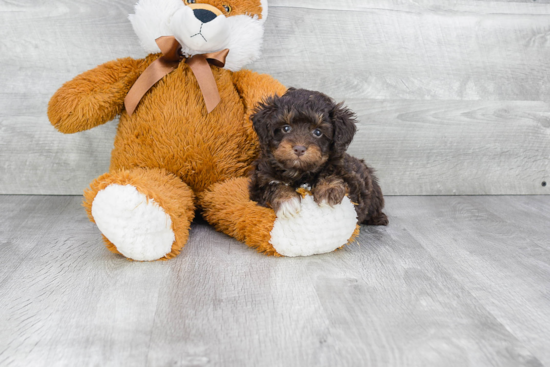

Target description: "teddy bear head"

left=129, top=0, right=268, bottom=71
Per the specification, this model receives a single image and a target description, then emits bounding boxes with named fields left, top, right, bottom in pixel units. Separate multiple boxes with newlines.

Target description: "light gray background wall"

left=0, top=0, right=549, bottom=195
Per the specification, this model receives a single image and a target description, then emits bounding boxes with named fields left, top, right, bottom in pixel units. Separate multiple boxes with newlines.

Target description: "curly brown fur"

left=249, top=88, right=388, bottom=226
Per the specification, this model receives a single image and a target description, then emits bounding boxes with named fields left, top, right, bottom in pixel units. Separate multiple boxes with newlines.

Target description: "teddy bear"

left=48, top=0, right=359, bottom=261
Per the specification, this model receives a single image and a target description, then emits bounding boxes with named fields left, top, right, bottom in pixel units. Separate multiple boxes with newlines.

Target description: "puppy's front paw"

left=314, top=180, right=347, bottom=207
left=273, top=195, right=302, bottom=219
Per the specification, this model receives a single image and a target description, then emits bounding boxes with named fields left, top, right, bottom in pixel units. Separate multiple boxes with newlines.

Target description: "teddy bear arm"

left=48, top=56, right=151, bottom=134
left=199, top=177, right=280, bottom=256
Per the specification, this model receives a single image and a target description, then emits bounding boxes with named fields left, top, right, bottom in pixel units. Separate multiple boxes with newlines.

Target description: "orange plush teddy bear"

left=48, top=0, right=359, bottom=261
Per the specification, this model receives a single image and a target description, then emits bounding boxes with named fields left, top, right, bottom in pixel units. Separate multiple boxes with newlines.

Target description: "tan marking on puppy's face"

left=283, top=110, right=295, bottom=125
left=272, top=140, right=295, bottom=162
left=273, top=140, right=328, bottom=171
left=184, top=0, right=263, bottom=19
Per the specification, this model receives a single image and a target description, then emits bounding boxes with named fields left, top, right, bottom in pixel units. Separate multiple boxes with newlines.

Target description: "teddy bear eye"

left=223, top=4, right=232, bottom=13
left=282, top=125, right=292, bottom=133
left=186, top=0, right=196, bottom=4
left=312, top=129, right=323, bottom=138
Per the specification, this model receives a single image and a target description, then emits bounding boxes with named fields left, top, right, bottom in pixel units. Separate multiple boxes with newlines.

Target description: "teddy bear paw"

left=270, top=194, right=358, bottom=257
left=91, top=184, right=175, bottom=261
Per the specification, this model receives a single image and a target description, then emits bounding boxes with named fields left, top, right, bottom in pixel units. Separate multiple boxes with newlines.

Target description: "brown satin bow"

left=124, top=36, right=230, bottom=116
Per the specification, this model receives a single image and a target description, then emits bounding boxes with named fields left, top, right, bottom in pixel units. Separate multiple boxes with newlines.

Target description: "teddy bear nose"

left=193, top=9, right=218, bottom=23
left=293, top=146, right=307, bottom=157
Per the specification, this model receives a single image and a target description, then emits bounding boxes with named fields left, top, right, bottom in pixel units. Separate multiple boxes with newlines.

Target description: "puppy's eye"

left=312, top=129, right=323, bottom=138
left=223, top=4, right=232, bottom=13
left=282, top=125, right=292, bottom=133
left=186, top=0, right=196, bottom=4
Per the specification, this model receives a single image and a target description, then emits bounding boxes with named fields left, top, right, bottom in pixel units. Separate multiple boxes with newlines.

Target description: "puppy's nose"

left=293, top=145, right=307, bottom=157
left=193, top=9, right=218, bottom=23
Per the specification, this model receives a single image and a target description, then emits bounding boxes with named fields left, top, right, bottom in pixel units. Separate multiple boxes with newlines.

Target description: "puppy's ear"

left=251, top=94, right=280, bottom=145
left=330, top=102, right=357, bottom=154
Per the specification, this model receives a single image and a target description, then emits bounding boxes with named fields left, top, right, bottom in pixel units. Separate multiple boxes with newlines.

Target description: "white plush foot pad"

left=270, top=194, right=358, bottom=257
left=91, top=184, right=175, bottom=261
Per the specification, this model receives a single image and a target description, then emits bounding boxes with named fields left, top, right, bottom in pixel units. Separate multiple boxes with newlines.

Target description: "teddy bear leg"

left=199, top=177, right=280, bottom=256
left=200, top=177, right=362, bottom=257
left=83, top=168, right=195, bottom=261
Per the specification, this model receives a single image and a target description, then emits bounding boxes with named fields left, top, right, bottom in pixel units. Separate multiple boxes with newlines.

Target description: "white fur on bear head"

left=129, top=0, right=268, bottom=71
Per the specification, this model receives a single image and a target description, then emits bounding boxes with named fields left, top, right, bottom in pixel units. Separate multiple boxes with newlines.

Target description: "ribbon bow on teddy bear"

left=125, top=35, right=229, bottom=115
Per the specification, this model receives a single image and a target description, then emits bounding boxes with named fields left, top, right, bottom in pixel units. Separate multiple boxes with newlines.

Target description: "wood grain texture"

left=347, top=99, right=550, bottom=195
left=387, top=196, right=550, bottom=366
left=0, top=196, right=74, bottom=284
left=260, top=1, right=550, bottom=101
left=1, top=0, right=549, bottom=195
left=1, top=195, right=550, bottom=366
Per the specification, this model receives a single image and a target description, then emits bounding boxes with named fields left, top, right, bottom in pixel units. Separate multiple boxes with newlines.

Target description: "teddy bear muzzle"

left=170, top=3, right=230, bottom=53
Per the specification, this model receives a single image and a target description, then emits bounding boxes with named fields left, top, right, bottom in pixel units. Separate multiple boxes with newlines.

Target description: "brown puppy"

left=249, top=88, right=388, bottom=226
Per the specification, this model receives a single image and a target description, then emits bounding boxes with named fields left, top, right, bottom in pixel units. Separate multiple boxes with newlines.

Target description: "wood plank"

left=0, top=196, right=172, bottom=367
left=1, top=0, right=550, bottom=195
left=387, top=196, right=550, bottom=365
left=0, top=0, right=139, bottom=196
left=2, top=97, right=549, bottom=195
left=312, top=226, right=543, bottom=367
left=468, top=196, right=550, bottom=248
left=347, top=99, right=550, bottom=195
left=257, top=2, right=550, bottom=100
left=0, top=96, right=118, bottom=195
left=0, top=196, right=75, bottom=284
left=1, top=195, right=548, bottom=366
left=271, top=0, right=550, bottom=13
left=508, top=195, right=550, bottom=224
left=145, top=223, right=541, bottom=367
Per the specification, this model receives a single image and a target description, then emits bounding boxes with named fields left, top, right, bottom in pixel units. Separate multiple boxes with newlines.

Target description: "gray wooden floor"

left=0, top=195, right=549, bottom=367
